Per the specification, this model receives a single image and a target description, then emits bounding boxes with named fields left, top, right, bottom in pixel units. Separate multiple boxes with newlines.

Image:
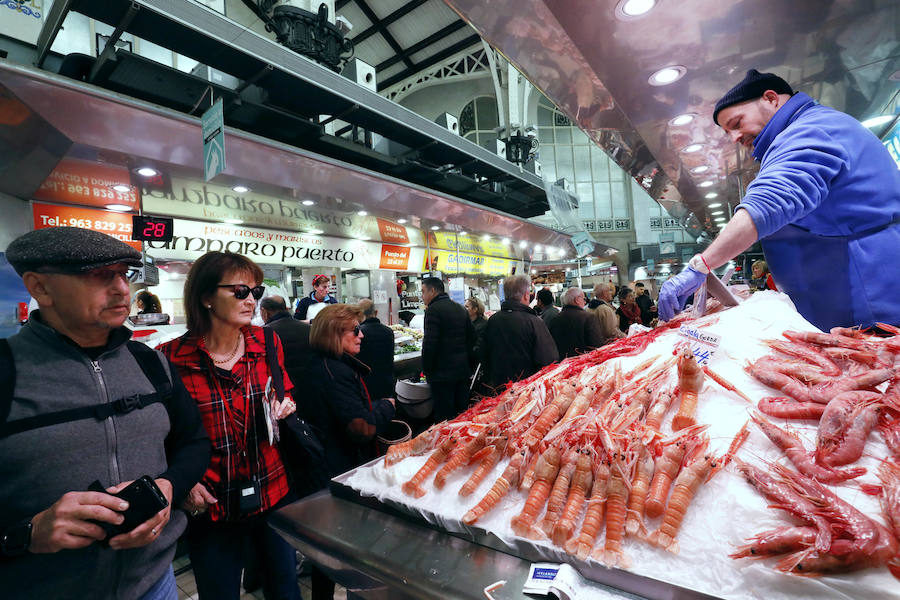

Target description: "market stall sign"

left=428, top=231, right=515, bottom=259
left=676, top=325, right=721, bottom=366
left=33, top=158, right=139, bottom=210
left=0, top=1, right=43, bottom=45
left=141, top=175, right=425, bottom=245
left=147, top=218, right=426, bottom=271
left=201, top=98, right=226, bottom=181
left=424, top=249, right=515, bottom=277
left=33, top=202, right=141, bottom=251
left=379, top=244, right=411, bottom=270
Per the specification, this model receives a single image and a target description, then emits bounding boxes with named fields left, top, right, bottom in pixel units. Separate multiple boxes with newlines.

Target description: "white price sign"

left=677, top=325, right=722, bottom=365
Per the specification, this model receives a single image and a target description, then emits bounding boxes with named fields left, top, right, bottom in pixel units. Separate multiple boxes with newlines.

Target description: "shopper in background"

left=535, top=288, right=559, bottom=326
left=261, top=295, right=312, bottom=391
left=0, top=227, right=209, bottom=600
left=300, top=303, right=395, bottom=600
left=356, top=299, right=395, bottom=402
left=588, top=282, right=624, bottom=344
left=294, top=274, right=337, bottom=321
left=548, top=287, right=604, bottom=359
left=749, top=260, right=776, bottom=292
left=136, top=289, right=163, bottom=314
left=465, top=297, right=488, bottom=359
left=481, top=274, right=558, bottom=390
left=633, top=282, right=657, bottom=326
left=659, top=69, right=900, bottom=330
left=616, top=287, right=642, bottom=334
left=421, top=277, right=475, bottom=421
left=158, top=252, right=301, bottom=600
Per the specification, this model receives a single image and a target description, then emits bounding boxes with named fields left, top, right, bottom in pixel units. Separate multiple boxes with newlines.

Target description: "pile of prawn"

left=384, top=308, right=759, bottom=568
left=733, top=323, right=900, bottom=577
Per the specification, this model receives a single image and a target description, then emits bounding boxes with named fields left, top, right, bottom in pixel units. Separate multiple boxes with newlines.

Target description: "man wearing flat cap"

left=659, top=69, right=900, bottom=330
left=0, top=227, right=210, bottom=600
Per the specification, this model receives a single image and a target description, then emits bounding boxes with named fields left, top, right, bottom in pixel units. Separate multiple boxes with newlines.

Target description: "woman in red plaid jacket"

left=159, top=252, right=302, bottom=600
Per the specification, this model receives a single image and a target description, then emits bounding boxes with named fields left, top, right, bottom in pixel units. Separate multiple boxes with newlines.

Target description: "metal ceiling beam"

left=353, top=0, right=415, bottom=70
left=378, top=33, right=481, bottom=90
left=348, top=0, right=428, bottom=45
left=375, top=20, right=466, bottom=72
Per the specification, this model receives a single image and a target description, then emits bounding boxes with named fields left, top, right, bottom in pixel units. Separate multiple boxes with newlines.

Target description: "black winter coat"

left=481, top=301, right=558, bottom=389
left=300, top=352, right=395, bottom=477
left=264, top=312, right=311, bottom=388
left=422, top=293, right=475, bottom=382
left=548, top=305, right=605, bottom=359
left=357, top=317, right=396, bottom=400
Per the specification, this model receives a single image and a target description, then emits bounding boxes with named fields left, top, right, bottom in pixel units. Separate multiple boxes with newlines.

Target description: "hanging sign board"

left=33, top=158, right=139, bottom=210
left=201, top=98, right=226, bottom=181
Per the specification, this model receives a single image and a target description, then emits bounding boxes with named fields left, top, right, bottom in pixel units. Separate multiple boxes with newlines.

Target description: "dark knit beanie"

left=713, top=69, right=793, bottom=125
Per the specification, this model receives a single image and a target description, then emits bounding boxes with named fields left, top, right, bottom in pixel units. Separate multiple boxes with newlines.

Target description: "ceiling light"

left=714, top=217, right=726, bottom=222
left=531, top=269, right=537, bottom=275
left=357, top=235, right=371, bottom=241
left=534, top=244, right=542, bottom=253
left=861, top=115, right=893, bottom=128
left=301, top=199, right=315, bottom=206
left=357, top=210, right=368, bottom=216
left=224, top=218, right=243, bottom=225
left=431, top=226, right=440, bottom=231
left=682, top=143, right=703, bottom=153
left=699, top=181, right=715, bottom=188
left=711, top=210, right=724, bottom=216
left=691, top=165, right=710, bottom=174
left=105, top=204, right=132, bottom=212
left=459, top=231, right=468, bottom=236
left=615, top=0, right=656, bottom=19
left=308, top=229, right=324, bottom=234
left=501, top=237, right=510, bottom=245
left=482, top=234, right=491, bottom=241
left=670, top=113, right=695, bottom=126
left=135, top=167, right=159, bottom=177
left=708, top=202, right=722, bottom=208
left=232, top=185, right=250, bottom=193
left=397, top=218, right=407, bottom=224
left=111, top=184, right=132, bottom=193
left=705, top=192, right=718, bottom=199
left=649, top=65, right=686, bottom=86
left=519, top=240, right=527, bottom=249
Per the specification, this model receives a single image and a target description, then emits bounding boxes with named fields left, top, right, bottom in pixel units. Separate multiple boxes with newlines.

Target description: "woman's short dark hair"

left=184, top=252, right=263, bottom=336
left=136, top=290, right=162, bottom=313
left=618, top=286, right=633, bottom=302
left=310, top=303, right=363, bottom=358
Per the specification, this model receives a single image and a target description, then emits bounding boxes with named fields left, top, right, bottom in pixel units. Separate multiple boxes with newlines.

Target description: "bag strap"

left=0, top=341, right=171, bottom=439
left=0, top=339, right=14, bottom=427
left=263, top=327, right=285, bottom=401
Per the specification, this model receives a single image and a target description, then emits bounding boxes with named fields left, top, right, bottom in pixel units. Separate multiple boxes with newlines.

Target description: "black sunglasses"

left=347, top=325, right=361, bottom=336
left=217, top=284, right=265, bottom=300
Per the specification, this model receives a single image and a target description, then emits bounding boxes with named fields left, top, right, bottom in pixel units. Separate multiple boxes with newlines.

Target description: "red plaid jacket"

left=159, top=326, right=293, bottom=521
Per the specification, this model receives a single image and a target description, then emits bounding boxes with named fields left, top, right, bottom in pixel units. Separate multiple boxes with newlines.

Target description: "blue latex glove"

left=658, top=266, right=707, bottom=321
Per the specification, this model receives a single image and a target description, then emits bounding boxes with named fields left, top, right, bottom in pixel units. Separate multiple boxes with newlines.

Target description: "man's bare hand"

left=29, top=491, right=127, bottom=553
left=108, top=478, right=173, bottom=550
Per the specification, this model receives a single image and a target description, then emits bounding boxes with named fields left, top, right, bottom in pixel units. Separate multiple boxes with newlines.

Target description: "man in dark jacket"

left=536, top=288, right=559, bottom=326
left=548, top=287, right=605, bottom=359
left=421, top=277, right=475, bottom=422
left=356, top=298, right=395, bottom=401
left=0, top=227, right=209, bottom=600
left=481, top=274, right=558, bottom=389
left=634, top=282, right=657, bottom=326
left=260, top=295, right=312, bottom=389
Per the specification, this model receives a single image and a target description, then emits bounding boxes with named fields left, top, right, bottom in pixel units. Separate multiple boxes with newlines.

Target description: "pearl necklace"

left=205, top=334, right=242, bottom=365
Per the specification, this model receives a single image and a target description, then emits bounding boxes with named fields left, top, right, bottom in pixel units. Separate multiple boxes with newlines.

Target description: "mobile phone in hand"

left=88, top=476, right=169, bottom=538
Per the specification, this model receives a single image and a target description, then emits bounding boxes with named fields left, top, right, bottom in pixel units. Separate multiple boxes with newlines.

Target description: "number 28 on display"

left=132, top=216, right=174, bottom=242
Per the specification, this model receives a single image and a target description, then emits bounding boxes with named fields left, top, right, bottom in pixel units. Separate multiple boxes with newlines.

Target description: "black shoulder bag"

left=262, top=327, right=329, bottom=497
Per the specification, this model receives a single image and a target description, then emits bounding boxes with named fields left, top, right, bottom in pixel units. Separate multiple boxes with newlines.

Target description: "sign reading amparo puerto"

left=141, top=176, right=423, bottom=245
left=146, top=219, right=424, bottom=270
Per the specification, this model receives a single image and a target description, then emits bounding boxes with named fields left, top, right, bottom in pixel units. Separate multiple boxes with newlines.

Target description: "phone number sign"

left=33, top=202, right=141, bottom=251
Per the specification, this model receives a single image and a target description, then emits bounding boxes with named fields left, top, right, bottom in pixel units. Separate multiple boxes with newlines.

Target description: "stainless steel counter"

left=271, top=491, right=646, bottom=600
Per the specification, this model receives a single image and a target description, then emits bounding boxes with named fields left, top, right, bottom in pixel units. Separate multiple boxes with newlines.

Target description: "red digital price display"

left=132, top=216, right=174, bottom=242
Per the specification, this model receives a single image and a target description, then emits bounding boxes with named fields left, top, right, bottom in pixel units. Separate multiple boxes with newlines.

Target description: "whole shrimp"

left=433, top=426, right=491, bottom=489
left=401, top=435, right=457, bottom=498
left=730, top=526, right=819, bottom=559
left=880, top=414, right=900, bottom=460
left=750, top=412, right=865, bottom=483
left=672, top=347, right=704, bottom=431
left=733, top=458, right=831, bottom=552
left=625, top=445, right=655, bottom=537
left=566, top=453, right=609, bottom=560
left=758, top=397, right=827, bottom=420
left=644, top=426, right=707, bottom=518
left=592, top=457, right=632, bottom=567
left=878, top=460, right=900, bottom=578
left=539, top=448, right=579, bottom=537
left=644, top=386, right=676, bottom=436
left=521, top=381, right=579, bottom=449
left=384, top=424, right=443, bottom=466
left=462, top=450, right=525, bottom=525
left=648, top=423, right=748, bottom=554
left=459, top=435, right=507, bottom=497
left=816, top=392, right=882, bottom=467
left=807, top=368, right=894, bottom=403
left=510, top=445, right=562, bottom=538
left=764, top=338, right=842, bottom=376
left=746, top=359, right=813, bottom=403
left=551, top=449, right=593, bottom=547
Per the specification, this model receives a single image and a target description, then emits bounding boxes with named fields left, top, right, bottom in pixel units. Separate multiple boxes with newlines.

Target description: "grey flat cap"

left=6, top=226, right=142, bottom=276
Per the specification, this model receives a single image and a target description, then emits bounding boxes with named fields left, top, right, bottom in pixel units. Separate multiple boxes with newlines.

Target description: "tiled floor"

left=173, top=554, right=347, bottom=600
